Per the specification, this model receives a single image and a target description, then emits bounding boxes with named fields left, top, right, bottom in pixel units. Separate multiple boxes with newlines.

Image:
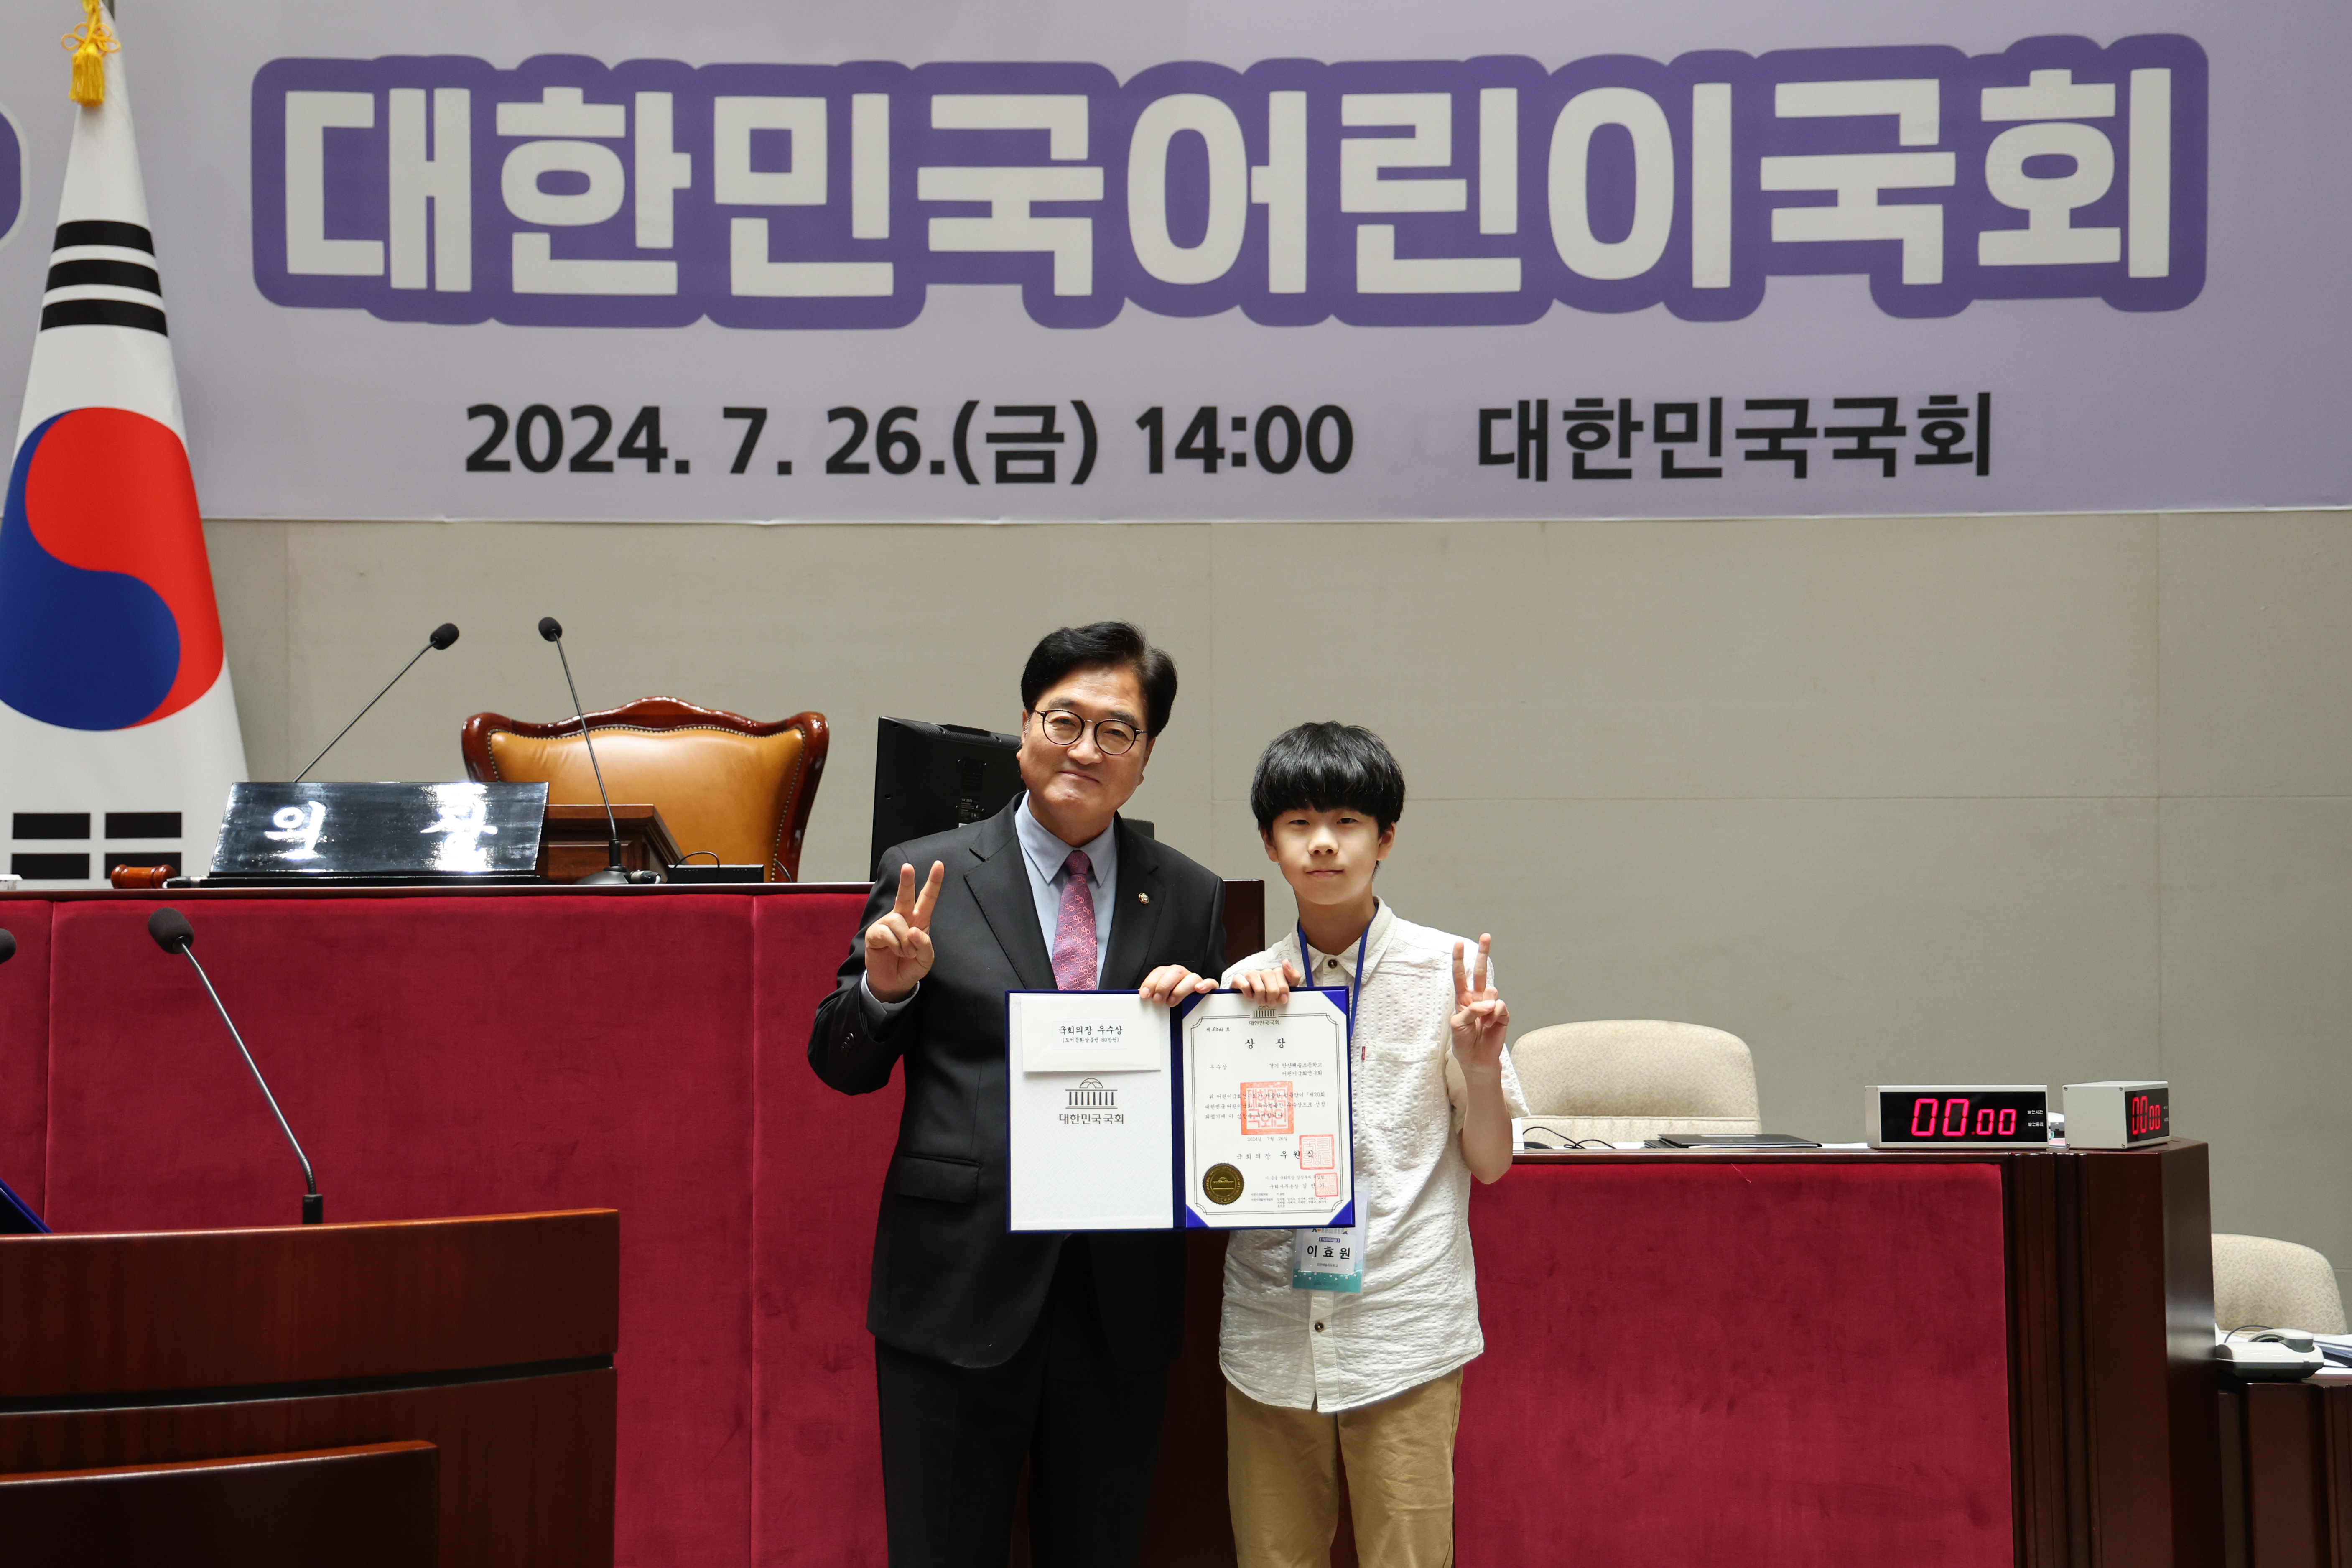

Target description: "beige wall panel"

left=204, top=520, right=291, bottom=780
left=190, top=509, right=2350, bottom=1290
left=1243, top=796, right=2156, bottom=1144
left=2160, top=795, right=2352, bottom=1303
left=245, top=520, right=1216, bottom=882
left=1206, top=515, right=2158, bottom=803
left=2161, top=511, right=2352, bottom=796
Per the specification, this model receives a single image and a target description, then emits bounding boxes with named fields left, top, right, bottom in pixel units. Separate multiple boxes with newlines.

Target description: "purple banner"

left=251, top=36, right=2207, bottom=331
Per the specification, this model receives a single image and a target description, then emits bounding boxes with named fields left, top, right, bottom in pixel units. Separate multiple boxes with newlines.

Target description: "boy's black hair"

left=1020, top=622, right=1179, bottom=736
left=1249, top=722, right=1407, bottom=833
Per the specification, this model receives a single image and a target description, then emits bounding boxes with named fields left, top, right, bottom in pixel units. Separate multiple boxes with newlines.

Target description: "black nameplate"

left=204, top=782, right=549, bottom=884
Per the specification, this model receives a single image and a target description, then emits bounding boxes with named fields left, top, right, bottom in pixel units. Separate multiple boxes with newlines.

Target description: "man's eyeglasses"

left=1031, top=709, right=1146, bottom=757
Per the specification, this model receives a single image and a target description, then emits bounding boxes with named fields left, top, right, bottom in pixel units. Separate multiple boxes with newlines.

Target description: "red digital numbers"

left=2128, top=1094, right=2165, bottom=1137
left=1904, top=1094, right=2026, bottom=1140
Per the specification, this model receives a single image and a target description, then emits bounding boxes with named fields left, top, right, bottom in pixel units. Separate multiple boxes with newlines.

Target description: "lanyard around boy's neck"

left=1298, top=902, right=1374, bottom=1060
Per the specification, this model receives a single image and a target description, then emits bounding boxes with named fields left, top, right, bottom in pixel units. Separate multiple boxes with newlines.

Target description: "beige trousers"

left=1225, top=1369, right=1463, bottom=1568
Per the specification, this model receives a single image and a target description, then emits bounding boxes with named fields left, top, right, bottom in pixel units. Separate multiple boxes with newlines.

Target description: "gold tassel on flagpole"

left=63, top=0, right=118, bottom=107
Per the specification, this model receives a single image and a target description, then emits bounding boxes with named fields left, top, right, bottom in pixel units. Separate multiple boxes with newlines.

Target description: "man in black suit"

left=808, top=622, right=1227, bottom=1568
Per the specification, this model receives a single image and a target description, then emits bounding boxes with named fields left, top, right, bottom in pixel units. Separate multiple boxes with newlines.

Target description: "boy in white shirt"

left=1219, top=722, right=1526, bottom=1568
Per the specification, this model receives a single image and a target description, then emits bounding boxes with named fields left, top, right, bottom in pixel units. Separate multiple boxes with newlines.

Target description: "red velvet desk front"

left=1475, top=1143, right=2221, bottom=1568
left=0, top=887, right=2212, bottom=1567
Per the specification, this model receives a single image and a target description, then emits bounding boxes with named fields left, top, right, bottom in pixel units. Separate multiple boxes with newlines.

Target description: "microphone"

left=291, top=622, right=462, bottom=783
left=147, top=908, right=323, bottom=1225
left=537, top=616, right=653, bottom=885
left=0, top=928, right=14, bottom=965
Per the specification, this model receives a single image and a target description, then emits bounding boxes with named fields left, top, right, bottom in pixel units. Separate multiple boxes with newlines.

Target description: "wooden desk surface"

left=0, top=1210, right=618, bottom=1400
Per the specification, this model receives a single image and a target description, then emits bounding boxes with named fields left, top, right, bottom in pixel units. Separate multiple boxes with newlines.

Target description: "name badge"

left=1291, top=1223, right=1364, bottom=1293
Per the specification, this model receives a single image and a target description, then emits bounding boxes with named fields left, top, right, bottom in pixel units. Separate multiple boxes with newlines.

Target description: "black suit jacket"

left=808, top=798, right=1227, bottom=1370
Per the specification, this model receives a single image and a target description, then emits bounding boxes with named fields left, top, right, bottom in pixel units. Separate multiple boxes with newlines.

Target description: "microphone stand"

left=176, top=945, right=323, bottom=1224
left=293, top=625, right=460, bottom=783
left=546, top=633, right=634, bottom=887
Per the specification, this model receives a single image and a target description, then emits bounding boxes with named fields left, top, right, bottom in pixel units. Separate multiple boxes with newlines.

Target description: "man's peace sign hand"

left=866, top=860, right=945, bottom=1003
left=1449, top=934, right=1509, bottom=1074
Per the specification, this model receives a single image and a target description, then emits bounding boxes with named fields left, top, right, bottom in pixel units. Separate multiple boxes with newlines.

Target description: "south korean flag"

left=0, top=9, right=246, bottom=890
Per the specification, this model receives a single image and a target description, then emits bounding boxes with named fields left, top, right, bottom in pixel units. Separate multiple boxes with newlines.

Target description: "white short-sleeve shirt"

left=1216, top=902, right=1529, bottom=1413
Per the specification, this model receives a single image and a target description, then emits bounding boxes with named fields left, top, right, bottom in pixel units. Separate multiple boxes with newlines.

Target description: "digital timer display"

left=2061, top=1081, right=2171, bottom=1149
left=1865, top=1085, right=2051, bottom=1149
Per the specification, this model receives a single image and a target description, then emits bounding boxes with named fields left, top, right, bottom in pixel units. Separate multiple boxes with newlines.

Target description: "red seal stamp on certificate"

left=1297, top=1133, right=1335, bottom=1170
left=1241, top=1081, right=1294, bottom=1135
left=1313, top=1171, right=1340, bottom=1198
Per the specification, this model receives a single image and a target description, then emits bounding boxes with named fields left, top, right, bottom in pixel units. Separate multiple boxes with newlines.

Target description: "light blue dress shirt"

left=861, top=793, right=1118, bottom=1021
left=1010, top=791, right=1117, bottom=985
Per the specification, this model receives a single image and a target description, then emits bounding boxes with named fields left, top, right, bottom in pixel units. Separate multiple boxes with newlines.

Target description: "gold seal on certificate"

left=1181, top=990, right=1354, bottom=1229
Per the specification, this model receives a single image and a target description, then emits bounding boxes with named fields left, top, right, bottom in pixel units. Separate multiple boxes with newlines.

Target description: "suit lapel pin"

left=1138, top=892, right=1149, bottom=904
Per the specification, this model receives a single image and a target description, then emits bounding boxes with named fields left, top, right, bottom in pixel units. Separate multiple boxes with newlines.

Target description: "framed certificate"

left=1003, top=987, right=1354, bottom=1234
left=1179, top=990, right=1354, bottom=1230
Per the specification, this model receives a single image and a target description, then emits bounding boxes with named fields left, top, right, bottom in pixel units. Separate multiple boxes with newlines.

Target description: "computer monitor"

left=871, top=716, right=1024, bottom=877
left=868, top=716, right=1158, bottom=878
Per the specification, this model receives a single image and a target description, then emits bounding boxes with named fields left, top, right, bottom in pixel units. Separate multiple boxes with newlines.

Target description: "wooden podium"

left=0, top=1210, right=617, bottom=1568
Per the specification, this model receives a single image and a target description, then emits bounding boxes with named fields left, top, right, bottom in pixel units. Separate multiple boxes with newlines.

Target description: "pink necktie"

left=1051, top=849, right=1097, bottom=991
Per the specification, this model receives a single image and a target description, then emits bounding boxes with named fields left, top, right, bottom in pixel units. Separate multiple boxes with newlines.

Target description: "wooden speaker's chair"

left=461, top=698, right=828, bottom=881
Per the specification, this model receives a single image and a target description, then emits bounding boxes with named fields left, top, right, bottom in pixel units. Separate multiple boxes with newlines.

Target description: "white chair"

left=2212, top=1233, right=2347, bottom=1333
left=1509, top=1020, right=1762, bottom=1142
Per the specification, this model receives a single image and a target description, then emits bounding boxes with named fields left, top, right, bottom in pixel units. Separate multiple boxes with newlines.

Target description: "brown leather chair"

left=461, top=698, right=828, bottom=881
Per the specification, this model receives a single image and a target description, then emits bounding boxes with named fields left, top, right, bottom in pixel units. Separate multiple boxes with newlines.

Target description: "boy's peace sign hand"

left=866, top=860, right=944, bottom=1002
left=1450, top=935, right=1509, bottom=1073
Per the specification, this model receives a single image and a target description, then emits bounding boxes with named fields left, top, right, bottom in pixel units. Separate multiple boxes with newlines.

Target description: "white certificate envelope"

left=1182, top=990, right=1355, bottom=1230
left=1006, top=991, right=1174, bottom=1231
left=1017, top=991, right=1165, bottom=1073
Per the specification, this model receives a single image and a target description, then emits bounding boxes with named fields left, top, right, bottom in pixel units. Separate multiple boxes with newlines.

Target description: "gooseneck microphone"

left=147, top=908, right=323, bottom=1225
left=292, top=622, right=462, bottom=783
left=536, top=617, right=650, bottom=886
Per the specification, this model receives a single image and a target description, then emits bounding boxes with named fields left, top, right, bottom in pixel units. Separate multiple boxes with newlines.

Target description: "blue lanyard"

left=1297, top=906, right=1373, bottom=1060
